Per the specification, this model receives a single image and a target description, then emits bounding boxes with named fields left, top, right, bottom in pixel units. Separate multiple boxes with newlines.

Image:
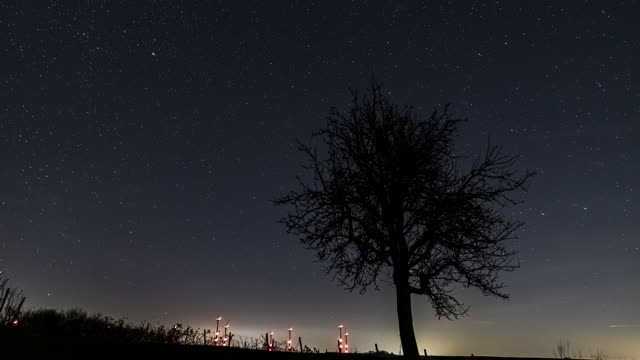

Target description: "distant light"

left=12, top=319, right=18, bottom=326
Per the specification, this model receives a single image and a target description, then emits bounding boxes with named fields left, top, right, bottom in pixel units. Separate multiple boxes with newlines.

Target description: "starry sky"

left=1, top=0, right=638, bottom=357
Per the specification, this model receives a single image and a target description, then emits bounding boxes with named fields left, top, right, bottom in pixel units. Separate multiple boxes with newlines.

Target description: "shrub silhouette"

left=10, top=308, right=201, bottom=345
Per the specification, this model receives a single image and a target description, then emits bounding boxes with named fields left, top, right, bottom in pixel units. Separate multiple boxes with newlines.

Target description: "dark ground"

left=0, top=332, right=561, bottom=360
left=1, top=323, right=562, bottom=360
left=4, top=344, right=562, bottom=360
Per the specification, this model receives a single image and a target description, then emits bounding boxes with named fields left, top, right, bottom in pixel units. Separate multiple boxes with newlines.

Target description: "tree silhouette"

left=0, top=274, right=26, bottom=327
left=275, top=80, right=534, bottom=359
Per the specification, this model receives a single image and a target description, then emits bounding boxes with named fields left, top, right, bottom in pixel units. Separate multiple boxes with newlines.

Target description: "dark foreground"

left=1, top=344, right=560, bottom=360
left=1, top=323, right=556, bottom=360
left=0, top=333, right=557, bottom=360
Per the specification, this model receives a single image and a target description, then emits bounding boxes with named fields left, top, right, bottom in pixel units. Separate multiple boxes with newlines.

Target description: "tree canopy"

left=275, top=80, right=533, bottom=359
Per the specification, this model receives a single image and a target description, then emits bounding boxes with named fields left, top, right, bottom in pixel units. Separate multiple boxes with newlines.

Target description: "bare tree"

left=0, top=273, right=26, bottom=326
left=553, top=340, right=584, bottom=359
left=275, top=80, right=533, bottom=359
left=591, top=349, right=607, bottom=360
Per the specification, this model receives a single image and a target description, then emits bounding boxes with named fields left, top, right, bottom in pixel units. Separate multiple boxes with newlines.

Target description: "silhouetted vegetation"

left=590, top=349, right=608, bottom=360
left=553, top=340, right=582, bottom=359
left=275, top=79, right=534, bottom=360
left=0, top=273, right=26, bottom=326
left=3, top=307, right=203, bottom=345
left=551, top=340, right=608, bottom=360
left=1, top=289, right=609, bottom=360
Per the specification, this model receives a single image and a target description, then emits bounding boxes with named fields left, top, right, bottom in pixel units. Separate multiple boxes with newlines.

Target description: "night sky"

left=1, top=1, right=638, bottom=357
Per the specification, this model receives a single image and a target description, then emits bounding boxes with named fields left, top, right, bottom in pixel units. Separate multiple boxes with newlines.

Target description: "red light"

left=12, top=320, right=18, bottom=326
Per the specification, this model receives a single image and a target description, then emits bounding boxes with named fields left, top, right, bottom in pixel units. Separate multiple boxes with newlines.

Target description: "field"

left=1, top=330, right=558, bottom=360
left=3, top=343, right=560, bottom=360
left=1, top=311, right=562, bottom=360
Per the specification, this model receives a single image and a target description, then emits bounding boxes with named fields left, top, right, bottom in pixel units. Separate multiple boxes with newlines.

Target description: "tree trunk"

left=395, top=277, right=419, bottom=359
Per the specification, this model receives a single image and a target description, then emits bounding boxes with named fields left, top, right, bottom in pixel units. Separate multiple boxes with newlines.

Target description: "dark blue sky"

left=1, top=1, right=638, bottom=357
